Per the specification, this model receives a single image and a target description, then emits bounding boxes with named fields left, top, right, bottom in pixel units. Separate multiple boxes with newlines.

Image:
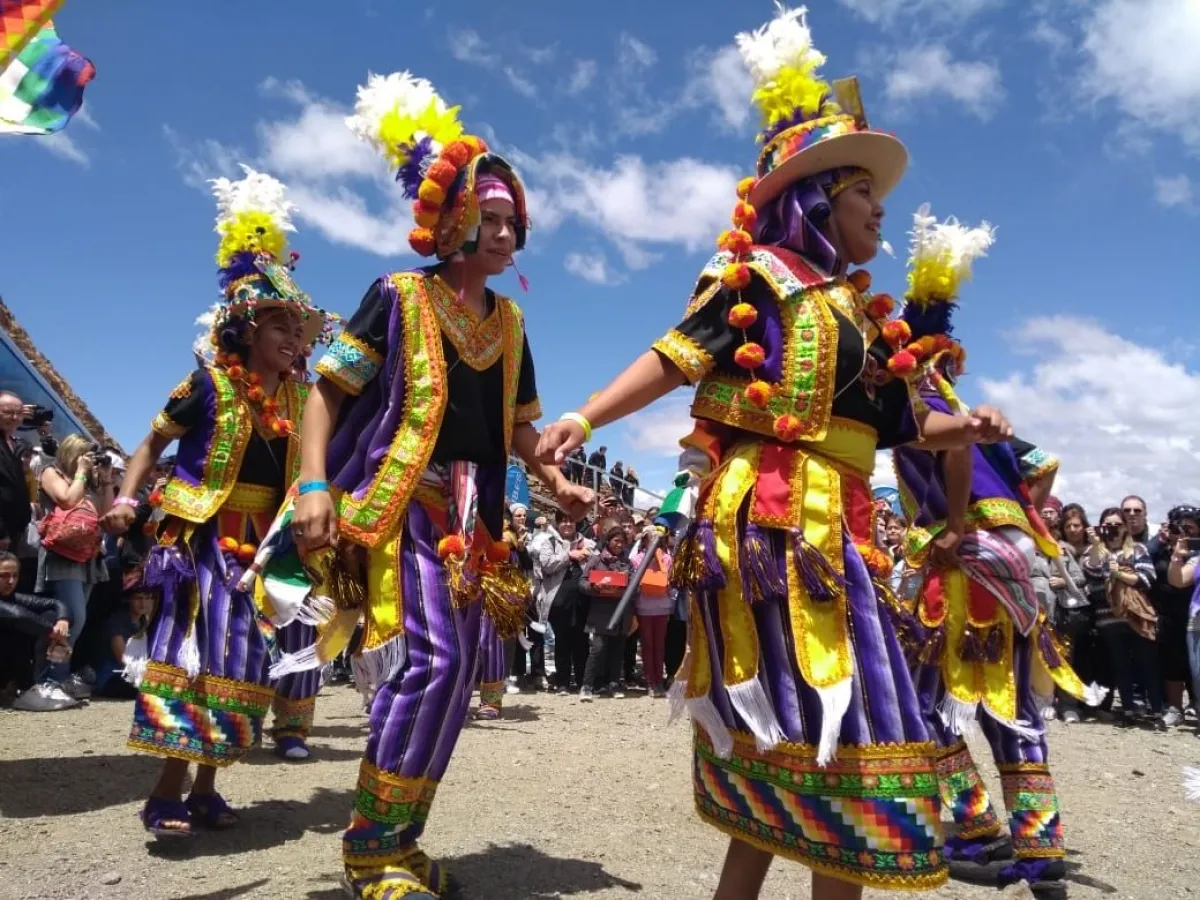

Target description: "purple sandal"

left=141, top=796, right=193, bottom=838
left=185, top=792, right=239, bottom=830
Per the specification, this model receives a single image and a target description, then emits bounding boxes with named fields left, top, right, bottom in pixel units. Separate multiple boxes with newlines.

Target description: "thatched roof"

left=0, top=295, right=124, bottom=454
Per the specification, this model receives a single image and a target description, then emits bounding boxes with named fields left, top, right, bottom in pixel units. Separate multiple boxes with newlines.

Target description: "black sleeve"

left=650, top=281, right=747, bottom=385
left=151, top=369, right=209, bottom=439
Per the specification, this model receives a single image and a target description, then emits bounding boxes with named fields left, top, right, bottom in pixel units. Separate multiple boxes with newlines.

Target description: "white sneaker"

left=504, top=677, right=521, bottom=695
left=1042, top=707, right=1057, bottom=722
left=1062, top=710, right=1080, bottom=725
left=60, top=674, right=92, bottom=700
left=13, top=684, right=81, bottom=711
left=579, top=688, right=595, bottom=702
left=1164, top=706, right=1184, bottom=728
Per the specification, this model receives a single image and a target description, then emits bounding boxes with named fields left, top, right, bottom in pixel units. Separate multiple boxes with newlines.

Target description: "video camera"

left=21, top=405, right=53, bottom=429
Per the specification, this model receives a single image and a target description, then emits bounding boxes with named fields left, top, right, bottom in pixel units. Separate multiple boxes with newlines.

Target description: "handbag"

left=588, top=567, right=628, bottom=596
left=639, top=549, right=669, bottom=597
left=38, top=500, right=102, bottom=564
left=1108, top=574, right=1157, bottom=641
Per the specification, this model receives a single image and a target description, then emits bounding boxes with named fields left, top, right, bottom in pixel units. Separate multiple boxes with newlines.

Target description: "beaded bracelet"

left=559, top=412, right=593, bottom=443
left=112, top=496, right=140, bottom=509
left=298, top=480, right=330, bottom=496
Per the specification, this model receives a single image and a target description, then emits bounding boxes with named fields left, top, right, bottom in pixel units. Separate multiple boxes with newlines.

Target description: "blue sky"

left=3, top=0, right=1199, bottom=516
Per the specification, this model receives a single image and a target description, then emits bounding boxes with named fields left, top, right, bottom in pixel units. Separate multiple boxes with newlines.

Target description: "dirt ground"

left=0, top=683, right=1196, bottom=900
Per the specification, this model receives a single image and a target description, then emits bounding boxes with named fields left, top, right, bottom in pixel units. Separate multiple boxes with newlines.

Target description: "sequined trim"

left=316, top=332, right=383, bottom=397
left=429, top=275, right=505, bottom=371
left=689, top=248, right=837, bottom=443
left=271, top=695, right=316, bottom=741
left=500, top=298, right=525, bottom=453
left=225, top=482, right=280, bottom=515
left=514, top=399, right=542, bottom=425
left=352, top=759, right=440, bottom=827
left=1018, top=447, right=1059, bottom=484
left=479, top=680, right=504, bottom=709
left=905, top=496, right=1040, bottom=564
left=694, top=729, right=946, bottom=890
left=169, top=377, right=193, bottom=400
left=336, top=274, right=448, bottom=548
left=151, top=411, right=187, bottom=440
left=652, top=329, right=715, bottom=385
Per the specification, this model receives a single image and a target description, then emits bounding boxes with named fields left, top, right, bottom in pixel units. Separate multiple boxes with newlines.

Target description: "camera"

left=21, top=404, right=53, bottom=429
left=1099, top=523, right=1121, bottom=540
left=86, top=442, right=112, bottom=468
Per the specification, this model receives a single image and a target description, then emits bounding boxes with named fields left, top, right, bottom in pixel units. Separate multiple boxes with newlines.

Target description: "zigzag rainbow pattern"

left=1000, top=764, right=1064, bottom=859
left=935, top=742, right=1001, bottom=839
left=129, top=692, right=262, bottom=767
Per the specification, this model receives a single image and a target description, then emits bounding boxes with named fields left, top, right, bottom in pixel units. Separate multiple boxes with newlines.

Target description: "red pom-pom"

left=438, top=534, right=466, bottom=560
left=887, top=350, right=918, bottom=377
left=731, top=201, right=757, bottom=230
left=247, top=386, right=265, bottom=403
left=409, top=227, right=437, bottom=256
left=440, top=141, right=471, bottom=168
left=745, top=380, right=773, bottom=408
left=261, top=397, right=278, bottom=414
left=881, top=320, right=912, bottom=348
left=426, top=159, right=459, bottom=188
left=718, top=229, right=753, bottom=257
left=722, top=264, right=752, bottom=292
left=933, top=334, right=953, bottom=353
left=906, top=342, right=928, bottom=362
left=413, top=200, right=440, bottom=229
left=226, top=364, right=245, bottom=380
left=866, top=293, right=895, bottom=319
left=219, top=536, right=240, bottom=553
left=736, top=176, right=757, bottom=200
left=486, top=540, right=511, bottom=563
left=148, top=489, right=164, bottom=507
left=773, top=413, right=803, bottom=443
left=847, top=269, right=872, bottom=293
left=727, top=301, right=758, bottom=329
left=733, top=342, right=766, bottom=370
left=246, top=371, right=262, bottom=385
left=271, top=419, right=292, bottom=437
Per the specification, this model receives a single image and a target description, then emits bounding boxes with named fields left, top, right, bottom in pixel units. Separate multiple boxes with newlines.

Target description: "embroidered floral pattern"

left=652, top=329, right=715, bottom=385
left=429, top=275, right=505, bottom=371
left=316, top=332, right=384, bottom=397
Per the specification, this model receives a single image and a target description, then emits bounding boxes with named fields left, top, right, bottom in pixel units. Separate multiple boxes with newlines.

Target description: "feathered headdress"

left=197, top=165, right=339, bottom=365
left=888, top=204, right=995, bottom=379
left=346, top=71, right=527, bottom=258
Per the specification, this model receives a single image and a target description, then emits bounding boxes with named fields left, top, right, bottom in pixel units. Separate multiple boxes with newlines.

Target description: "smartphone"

left=1186, top=537, right=1200, bottom=553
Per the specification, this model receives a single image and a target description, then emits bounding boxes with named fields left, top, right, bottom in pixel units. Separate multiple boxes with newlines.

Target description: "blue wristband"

left=298, top=480, right=329, bottom=496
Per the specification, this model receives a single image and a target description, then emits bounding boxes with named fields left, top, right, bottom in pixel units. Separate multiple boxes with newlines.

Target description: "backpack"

left=38, top=500, right=102, bottom=563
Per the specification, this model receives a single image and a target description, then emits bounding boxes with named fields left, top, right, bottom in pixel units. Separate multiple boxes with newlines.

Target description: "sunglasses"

left=1122, top=508, right=1145, bottom=515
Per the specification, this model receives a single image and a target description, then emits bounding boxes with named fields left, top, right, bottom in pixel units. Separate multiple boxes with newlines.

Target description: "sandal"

left=342, top=867, right=436, bottom=899
left=185, top=791, right=239, bottom=830
left=473, top=705, right=500, bottom=721
left=274, top=736, right=312, bottom=761
left=141, top=796, right=193, bottom=839
left=999, top=859, right=1068, bottom=900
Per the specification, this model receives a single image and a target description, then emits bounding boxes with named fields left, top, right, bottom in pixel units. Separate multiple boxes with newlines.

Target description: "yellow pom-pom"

left=722, top=264, right=753, bottom=292
left=773, top=413, right=804, bottom=443
left=413, top=200, right=440, bottom=229
left=745, top=380, right=772, bottom=408
left=727, top=301, right=758, bottom=328
left=417, top=180, right=446, bottom=206
left=409, top=227, right=437, bottom=256
left=733, top=342, right=766, bottom=370
left=736, top=177, right=757, bottom=200
left=732, top=201, right=757, bottom=231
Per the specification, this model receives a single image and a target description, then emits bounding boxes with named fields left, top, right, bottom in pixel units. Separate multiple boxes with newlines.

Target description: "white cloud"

left=873, top=451, right=898, bottom=488
left=618, top=33, right=657, bottom=68
left=608, top=33, right=677, bottom=136
left=838, top=0, right=997, bottom=24
left=622, top=393, right=695, bottom=458
left=976, top=316, right=1200, bottom=518
left=446, top=29, right=558, bottom=102
left=1029, top=19, right=1069, bottom=54
left=885, top=45, right=1004, bottom=119
left=447, top=28, right=497, bottom=66
left=503, top=67, right=538, bottom=100
left=1154, top=174, right=1195, bottom=210
left=564, top=251, right=624, bottom=286
left=74, top=105, right=100, bottom=131
left=566, top=59, right=597, bottom=95
left=163, top=124, right=242, bottom=188
left=38, top=131, right=89, bottom=166
left=684, top=44, right=753, bottom=132
left=1079, top=0, right=1200, bottom=152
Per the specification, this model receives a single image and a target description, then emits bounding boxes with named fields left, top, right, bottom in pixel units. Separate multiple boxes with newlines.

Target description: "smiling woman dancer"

left=537, top=8, right=1013, bottom=900
left=103, top=167, right=338, bottom=837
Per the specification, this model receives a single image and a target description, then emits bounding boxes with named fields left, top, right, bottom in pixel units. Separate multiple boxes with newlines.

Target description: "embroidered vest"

left=335, top=271, right=527, bottom=548
left=689, top=246, right=854, bottom=444
left=160, top=368, right=307, bottom=523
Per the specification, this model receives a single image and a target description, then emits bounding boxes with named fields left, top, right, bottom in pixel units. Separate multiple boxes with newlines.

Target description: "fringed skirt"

left=126, top=488, right=280, bottom=767
left=672, top=432, right=946, bottom=891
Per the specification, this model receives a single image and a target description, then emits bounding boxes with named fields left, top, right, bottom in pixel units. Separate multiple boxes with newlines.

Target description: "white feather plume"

left=735, top=3, right=826, bottom=87
left=907, top=202, right=995, bottom=299
left=209, top=164, right=296, bottom=233
left=345, top=70, right=445, bottom=150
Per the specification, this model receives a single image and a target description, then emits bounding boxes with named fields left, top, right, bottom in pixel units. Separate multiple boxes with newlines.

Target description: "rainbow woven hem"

left=936, top=741, right=1001, bottom=840
left=271, top=695, right=317, bottom=742
left=128, top=661, right=272, bottom=767
left=344, top=759, right=441, bottom=866
left=1000, top=762, right=1064, bottom=860
left=694, top=729, right=946, bottom=890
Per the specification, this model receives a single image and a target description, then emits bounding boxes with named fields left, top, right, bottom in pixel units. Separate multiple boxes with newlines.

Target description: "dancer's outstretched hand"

left=555, top=481, right=594, bottom=522
left=964, top=405, right=1013, bottom=444
left=536, top=418, right=586, bottom=464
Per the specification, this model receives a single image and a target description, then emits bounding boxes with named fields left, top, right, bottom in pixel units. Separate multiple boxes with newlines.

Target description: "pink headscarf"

left=476, top=174, right=514, bottom=205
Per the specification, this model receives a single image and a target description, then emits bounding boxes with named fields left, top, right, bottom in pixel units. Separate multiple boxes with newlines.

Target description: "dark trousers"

left=1100, top=622, right=1163, bottom=715
left=623, top=625, right=639, bottom=683
left=509, top=626, right=545, bottom=679
left=549, top=602, right=589, bottom=688
left=582, top=630, right=625, bottom=690
left=665, top=617, right=687, bottom=685
left=1056, top=607, right=1096, bottom=713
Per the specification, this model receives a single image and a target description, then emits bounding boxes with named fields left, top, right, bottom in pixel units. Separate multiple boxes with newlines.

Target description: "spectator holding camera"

left=32, top=434, right=112, bottom=702
left=1083, top=506, right=1161, bottom=728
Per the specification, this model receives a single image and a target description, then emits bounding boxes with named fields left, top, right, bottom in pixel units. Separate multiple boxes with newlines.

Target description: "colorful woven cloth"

left=0, top=0, right=62, bottom=69
left=0, top=21, right=93, bottom=135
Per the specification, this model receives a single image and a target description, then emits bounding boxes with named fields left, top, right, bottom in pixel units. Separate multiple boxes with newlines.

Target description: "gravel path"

left=0, top=684, right=1195, bottom=900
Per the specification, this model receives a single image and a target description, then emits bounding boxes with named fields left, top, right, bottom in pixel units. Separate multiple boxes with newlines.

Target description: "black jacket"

left=579, top=553, right=633, bottom=635
left=0, top=437, right=30, bottom=544
left=0, top=591, right=67, bottom=638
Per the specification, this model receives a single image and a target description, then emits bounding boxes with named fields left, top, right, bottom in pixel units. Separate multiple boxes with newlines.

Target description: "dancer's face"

left=251, top=309, right=304, bottom=374
left=470, top=197, right=519, bottom=277
left=830, top=177, right=883, bottom=266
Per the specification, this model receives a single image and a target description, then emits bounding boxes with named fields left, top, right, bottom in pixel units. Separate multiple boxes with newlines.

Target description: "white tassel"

left=180, top=630, right=201, bottom=680
left=815, top=678, right=853, bottom=767
left=1184, top=767, right=1200, bottom=802
left=269, top=644, right=321, bottom=680
left=688, top=695, right=734, bottom=759
left=938, top=694, right=982, bottom=739
left=727, top=678, right=785, bottom=752
left=120, top=634, right=149, bottom=688
left=981, top=700, right=1044, bottom=744
left=349, top=635, right=408, bottom=702
left=1083, top=682, right=1109, bottom=708
left=295, top=593, right=337, bottom=627
left=667, top=678, right=688, bottom=725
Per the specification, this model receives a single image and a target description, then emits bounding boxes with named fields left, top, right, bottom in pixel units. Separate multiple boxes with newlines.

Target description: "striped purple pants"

left=343, top=500, right=484, bottom=868
left=476, top=612, right=506, bottom=711
left=914, top=632, right=1065, bottom=859
left=271, top=621, right=322, bottom=742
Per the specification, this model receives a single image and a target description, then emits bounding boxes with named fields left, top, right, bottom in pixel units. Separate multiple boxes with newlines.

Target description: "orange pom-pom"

left=727, top=301, right=758, bottom=328
left=722, top=263, right=752, bottom=291
left=881, top=320, right=911, bottom=348
left=413, top=200, right=440, bottom=229
left=733, top=342, right=766, bottom=370
left=247, top=386, right=265, bottom=403
left=887, top=350, right=918, bottom=377
left=225, top=353, right=242, bottom=365
left=732, top=201, right=757, bottom=230
left=219, top=536, right=240, bottom=553
left=773, top=413, right=803, bottom=443
left=438, top=534, right=466, bottom=560
left=426, top=159, right=459, bottom=188
left=226, top=364, right=245, bottom=380
left=440, top=141, right=471, bottom=168
left=460, top=135, right=487, bottom=156
left=906, top=342, right=928, bottom=362
left=261, top=397, right=278, bottom=414
left=866, top=293, right=895, bottom=319
left=736, top=176, right=757, bottom=200
left=914, top=336, right=937, bottom=356
left=933, top=334, right=953, bottom=353
left=148, top=489, right=164, bottom=507
left=246, top=371, right=261, bottom=385
left=409, top=227, right=437, bottom=256
left=718, top=229, right=753, bottom=257
left=745, top=380, right=772, bottom=408
left=271, top=419, right=292, bottom=437
left=417, top=179, right=446, bottom=206
left=847, top=269, right=872, bottom=293
left=486, top=540, right=511, bottom=563
left=237, top=543, right=258, bottom=563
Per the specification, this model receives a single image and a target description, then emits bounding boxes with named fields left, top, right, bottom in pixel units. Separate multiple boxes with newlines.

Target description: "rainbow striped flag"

left=0, top=0, right=62, bottom=70
left=0, top=20, right=92, bottom=135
